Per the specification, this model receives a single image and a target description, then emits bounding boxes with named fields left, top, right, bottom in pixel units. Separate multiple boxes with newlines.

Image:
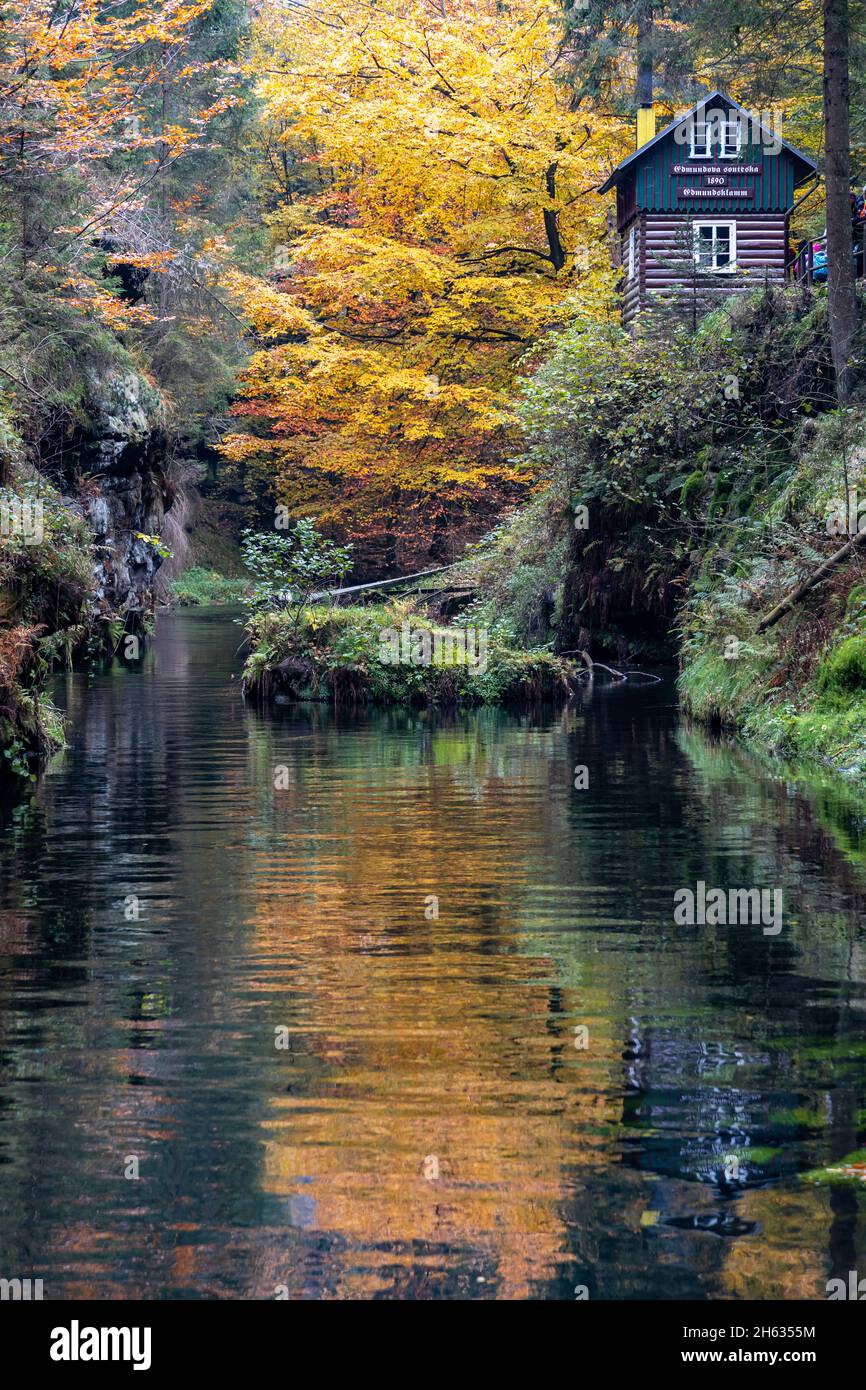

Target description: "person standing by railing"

left=852, top=185, right=865, bottom=276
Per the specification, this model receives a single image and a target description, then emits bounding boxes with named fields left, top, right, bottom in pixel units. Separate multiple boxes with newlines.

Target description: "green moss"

left=762, top=694, right=866, bottom=778
left=0, top=473, right=99, bottom=772
left=817, top=636, right=866, bottom=694
left=845, top=584, right=866, bottom=617
left=679, top=469, right=705, bottom=510
left=768, top=1107, right=827, bottom=1131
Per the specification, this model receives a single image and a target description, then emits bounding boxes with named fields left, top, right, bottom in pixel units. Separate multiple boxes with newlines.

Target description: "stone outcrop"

left=78, top=366, right=172, bottom=617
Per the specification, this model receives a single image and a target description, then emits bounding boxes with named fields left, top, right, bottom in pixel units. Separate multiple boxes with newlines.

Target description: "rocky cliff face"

left=1, top=358, right=175, bottom=777
left=77, top=367, right=172, bottom=618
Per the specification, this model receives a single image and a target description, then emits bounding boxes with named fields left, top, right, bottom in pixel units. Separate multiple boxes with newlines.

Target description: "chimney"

left=636, top=104, right=656, bottom=149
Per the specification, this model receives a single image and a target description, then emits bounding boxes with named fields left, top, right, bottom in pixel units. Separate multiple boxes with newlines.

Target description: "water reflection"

left=0, top=607, right=865, bottom=1299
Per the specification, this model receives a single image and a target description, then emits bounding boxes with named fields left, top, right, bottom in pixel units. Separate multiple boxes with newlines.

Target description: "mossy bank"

left=242, top=602, right=577, bottom=708
left=459, top=286, right=866, bottom=782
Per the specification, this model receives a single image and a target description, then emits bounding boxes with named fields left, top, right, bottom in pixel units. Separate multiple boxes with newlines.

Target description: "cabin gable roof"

left=598, top=91, right=817, bottom=196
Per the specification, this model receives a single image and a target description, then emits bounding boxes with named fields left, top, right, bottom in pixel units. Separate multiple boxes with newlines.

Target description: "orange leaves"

left=0, top=1, right=238, bottom=335
left=222, top=0, right=622, bottom=560
left=63, top=280, right=157, bottom=329
left=0, top=1, right=222, bottom=179
left=106, top=250, right=177, bottom=274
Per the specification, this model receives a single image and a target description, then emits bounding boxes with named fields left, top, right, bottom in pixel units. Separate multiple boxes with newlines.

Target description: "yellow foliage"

left=226, top=0, right=627, bottom=563
left=221, top=269, right=320, bottom=340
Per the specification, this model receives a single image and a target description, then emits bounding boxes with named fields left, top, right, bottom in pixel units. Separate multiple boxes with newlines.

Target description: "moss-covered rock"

left=817, top=636, right=866, bottom=694
left=0, top=476, right=95, bottom=776
left=242, top=602, right=578, bottom=708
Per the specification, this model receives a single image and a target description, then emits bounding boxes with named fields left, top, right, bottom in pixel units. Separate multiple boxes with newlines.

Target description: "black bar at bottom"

left=5, top=1296, right=861, bottom=1378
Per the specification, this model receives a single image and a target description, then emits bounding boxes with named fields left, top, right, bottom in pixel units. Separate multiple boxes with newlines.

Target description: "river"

left=1, top=604, right=865, bottom=1299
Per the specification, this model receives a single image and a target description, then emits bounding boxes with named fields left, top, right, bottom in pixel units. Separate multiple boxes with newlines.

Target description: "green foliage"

left=240, top=521, right=353, bottom=616
left=680, top=561, right=866, bottom=781
left=1, top=729, right=34, bottom=780
left=0, top=468, right=98, bottom=772
left=168, top=566, right=248, bottom=606
left=0, top=681, right=68, bottom=780
left=0, top=483, right=93, bottom=622
left=511, top=292, right=834, bottom=655
left=462, top=488, right=570, bottom=648
left=470, top=284, right=866, bottom=781
left=817, top=637, right=866, bottom=694
left=242, top=601, right=576, bottom=708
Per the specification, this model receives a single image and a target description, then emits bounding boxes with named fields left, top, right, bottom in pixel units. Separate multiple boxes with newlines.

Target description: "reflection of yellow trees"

left=250, top=722, right=621, bottom=1298
left=720, top=1187, right=832, bottom=1300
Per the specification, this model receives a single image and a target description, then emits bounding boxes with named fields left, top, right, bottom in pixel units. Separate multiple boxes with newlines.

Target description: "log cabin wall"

left=632, top=212, right=788, bottom=324
left=621, top=215, right=643, bottom=323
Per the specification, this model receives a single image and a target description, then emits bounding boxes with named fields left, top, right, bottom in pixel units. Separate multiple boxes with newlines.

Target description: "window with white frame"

left=689, top=111, right=741, bottom=159
left=689, top=120, right=711, bottom=159
left=693, top=221, right=737, bottom=272
left=720, top=116, right=741, bottom=158
left=627, top=225, right=637, bottom=280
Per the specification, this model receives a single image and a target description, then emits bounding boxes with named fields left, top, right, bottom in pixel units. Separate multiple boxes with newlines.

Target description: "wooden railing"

left=788, top=233, right=865, bottom=285
left=787, top=240, right=815, bottom=285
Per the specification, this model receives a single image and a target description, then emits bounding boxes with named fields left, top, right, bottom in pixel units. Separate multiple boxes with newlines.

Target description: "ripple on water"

left=0, top=606, right=865, bottom=1299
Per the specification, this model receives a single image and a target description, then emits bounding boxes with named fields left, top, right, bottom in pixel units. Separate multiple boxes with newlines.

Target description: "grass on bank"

left=679, top=584, right=866, bottom=779
left=168, top=565, right=248, bottom=606
left=165, top=504, right=250, bottom=606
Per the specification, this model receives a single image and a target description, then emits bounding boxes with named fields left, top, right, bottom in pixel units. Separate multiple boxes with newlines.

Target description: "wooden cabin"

left=598, top=91, right=818, bottom=327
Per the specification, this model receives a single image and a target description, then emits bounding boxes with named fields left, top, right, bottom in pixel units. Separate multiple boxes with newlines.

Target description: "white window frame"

left=720, top=115, right=742, bottom=159
left=689, top=121, right=711, bottom=159
left=627, top=225, right=637, bottom=280
left=693, top=220, right=737, bottom=273
left=688, top=111, right=741, bottom=159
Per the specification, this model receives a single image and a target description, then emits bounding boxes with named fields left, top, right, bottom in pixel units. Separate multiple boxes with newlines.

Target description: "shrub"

left=241, top=521, right=353, bottom=617
left=242, top=600, right=577, bottom=708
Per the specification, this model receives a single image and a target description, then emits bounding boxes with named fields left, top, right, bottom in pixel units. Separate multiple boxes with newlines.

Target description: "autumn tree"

left=0, top=0, right=248, bottom=473
left=0, top=2, right=230, bottom=309
left=221, top=0, right=624, bottom=571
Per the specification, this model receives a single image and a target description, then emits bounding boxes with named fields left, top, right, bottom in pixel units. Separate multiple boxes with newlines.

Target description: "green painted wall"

left=633, top=139, right=797, bottom=215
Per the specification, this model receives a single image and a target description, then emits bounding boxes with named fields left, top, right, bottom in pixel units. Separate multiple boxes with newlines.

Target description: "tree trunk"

left=636, top=3, right=654, bottom=108
left=824, top=0, right=858, bottom=401
left=543, top=162, right=566, bottom=271
left=158, top=44, right=171, bottom=326
left=755, top=525, right=866, bottom=632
